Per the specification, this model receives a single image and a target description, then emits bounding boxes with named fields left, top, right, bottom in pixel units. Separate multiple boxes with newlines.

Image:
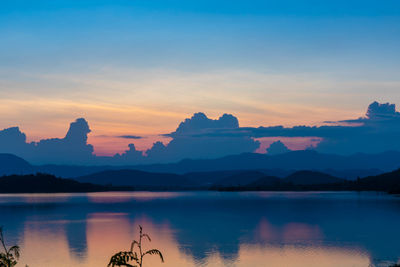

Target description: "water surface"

left=0, top=191, right=399, bottom=267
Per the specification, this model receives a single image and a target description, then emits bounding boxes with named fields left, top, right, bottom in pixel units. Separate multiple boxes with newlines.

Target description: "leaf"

left=130, top=240, right=140, bottom=252
left=107, top=251, right=139, bottom=267
left=144, top=249, right=164, bottom=263
left=9, top=245, right=20, bottom=259
left=142, top=234, right=151, bottom=242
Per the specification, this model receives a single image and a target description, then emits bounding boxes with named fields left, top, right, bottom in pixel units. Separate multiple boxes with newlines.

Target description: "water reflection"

left=0, top=192, right=399, bottom=267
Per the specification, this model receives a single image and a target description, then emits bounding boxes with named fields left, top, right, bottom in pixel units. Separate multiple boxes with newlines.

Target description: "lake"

left=0, top=191, right=399, bottom=267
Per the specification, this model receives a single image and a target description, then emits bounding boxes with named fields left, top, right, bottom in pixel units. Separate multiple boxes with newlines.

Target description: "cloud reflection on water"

left=1, top=192, right=398, bottom=267
left=17, top=212, right=370, bottom=267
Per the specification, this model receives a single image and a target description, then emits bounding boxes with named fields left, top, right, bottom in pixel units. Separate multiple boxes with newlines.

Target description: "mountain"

left=284, top=171, right=345, bottom=185
left=35, top=164, right=112, bottom=178
left=75, top=169, right=195, bottom=188
left=217, top=169, right=400, bottom=194
left=1, top=150, right=398, bottom=180
left=246, top=176, right=283, bottom=187
left=0, top=153, right=34, bottom=175
left=357, top=168, right=400, bottom=193
left=216, top=171, right=345, bottom=190
left=0, top=173, right=128, bottom=193
left=322, top=168, right=383, bottom=180
left=183, top=170, right=248, bottom=186
left=116, top=150, right=398, bottom=175
left=212, top=171, right=267, bottom=187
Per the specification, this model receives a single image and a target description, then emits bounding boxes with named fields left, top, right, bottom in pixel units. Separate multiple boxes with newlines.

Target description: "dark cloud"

left=95, top=135, right=143, bottom=139
left=306, top=102, right=400, bottom=154
left=0, top=127, right=34, bottom=154
left=148, top=113, right=259, bottom=162
left=166, top=112, right=239, bottom=137
left=0, top=118, right=94, bottom=164
left=244, top=101, right=400, bottom=154
left=266, top=140, right=291, bottom=155
left=112, top=144, right=145, bottom=164
left=34, top=118, right=94, bottom=164
left=157, top=101, right=400, bottom=155
left=1, top=101, right=400, bottom=165
left=116, top=135, right=143, bottom=139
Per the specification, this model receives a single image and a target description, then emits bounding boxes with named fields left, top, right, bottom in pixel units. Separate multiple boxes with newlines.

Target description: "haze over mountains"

left=0, top=149, right=397, bottom=179
left=1, top=101, right=400, bottom=166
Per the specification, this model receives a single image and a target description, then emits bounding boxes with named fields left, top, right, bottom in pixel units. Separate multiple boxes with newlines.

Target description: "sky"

left=1, top=0, right=400, bottom=156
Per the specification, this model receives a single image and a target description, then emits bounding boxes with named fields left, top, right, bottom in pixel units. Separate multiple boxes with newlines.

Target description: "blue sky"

left=2, top=0, right=400, bottom=72
left=0, top=0, right=400, bottom=155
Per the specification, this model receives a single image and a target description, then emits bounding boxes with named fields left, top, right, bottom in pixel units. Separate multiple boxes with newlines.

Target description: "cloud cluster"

left=315, top=101, right=400, bottom=154
left=1, top=101, right=400, bottom=165
left=211, top=101, right=400, bottom=154
left=266, top=140, right=291, bottom=155
left=124, top=112, right=259, bottom=163
left=168, top=113, right=239, bottom=137
left=0, top=118, right=94, bottom=164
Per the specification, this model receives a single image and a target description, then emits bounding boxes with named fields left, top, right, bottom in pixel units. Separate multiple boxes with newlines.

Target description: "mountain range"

left=0, top=173, right=130, bottom=193
left=1, top=168, right=399, bottom=194
left=1, top=150, right=400, bottom=194
left=1, top=150, right=397, bottom=179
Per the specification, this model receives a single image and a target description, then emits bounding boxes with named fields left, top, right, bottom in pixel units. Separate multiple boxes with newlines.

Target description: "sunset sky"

left=1, top=0, right=400, bottom=155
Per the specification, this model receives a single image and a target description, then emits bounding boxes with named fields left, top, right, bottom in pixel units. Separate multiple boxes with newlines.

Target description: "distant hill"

left=1, top=168, right=399, bottom=194
left=246, top=176, right=283, bottom=187
left=322, top=168, right=383, bottom=181
left=75, top=169, right=196, bottom=188
left=183, top=170, right=249, bottom=186
left=212, top=171, right=266, bottom=187
left=216, top=169, right=400, bottom=194
left=284, top=171, right=345, bottom=185
left=35, top=164, right=111, bottom=178
left=217, top=171, right=345, bottom=191
left=0, top=153, right=34, bottom=175
left=4, top=150, right=393, bottom=179
left=357, top=168, right=400, bottom=193
left=130, top=150, right=399, bottom=174
left=0, top=173, right=129, bottom=193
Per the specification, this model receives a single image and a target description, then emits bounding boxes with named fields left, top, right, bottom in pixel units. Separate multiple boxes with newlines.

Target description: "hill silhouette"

left=0, top=168, right=400, bottom=194
left=212, top=171, right=267, bottom=187
left=0, top=173, right=130, bottom=193
left=244, top=175, right=283, bottom=187
left=284, top=170, right=345, bottom=185
left=2, top=150, right=395, bottom=180
left=216, top=170, right=346, bottom=191
left=76, top=169, right=196, bottom=189
left=0, top=153, right=34, bottom=175
left=216, top=169, right=400, bottom=194
left=120, top=150, right=399, bottom=176
left=356, top=168, right=400, bottom=193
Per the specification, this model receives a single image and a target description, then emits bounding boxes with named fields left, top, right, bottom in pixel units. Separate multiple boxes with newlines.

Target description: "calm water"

left=0, top=191, right=399, bottom=267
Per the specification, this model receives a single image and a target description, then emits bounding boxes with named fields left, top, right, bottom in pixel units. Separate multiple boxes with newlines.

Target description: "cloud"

left=366, top=101, right=400, bottom=120
left=2, top=101, right=400, bottom=165
left=111, top=143, right=145, bottom=164
left=0, top=127, right=33, bottom=159
left=266, top=140, right=291, bottom=155
left=243, top=101, right=400, bottom=154
left=147, top=113, right=259, bottom=162
left=96, top=135, right=143, bottom=139
left=155, top=101, right=400, bottom=155
left=116, top=135, right=143, bottom=139
left=168, top=112, right=239, bottom=137
left=313, top=102, right=400, bottom=154
left=34, top=118, right=94, bottom=164
left=0, top=118, right=94, bottom=164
